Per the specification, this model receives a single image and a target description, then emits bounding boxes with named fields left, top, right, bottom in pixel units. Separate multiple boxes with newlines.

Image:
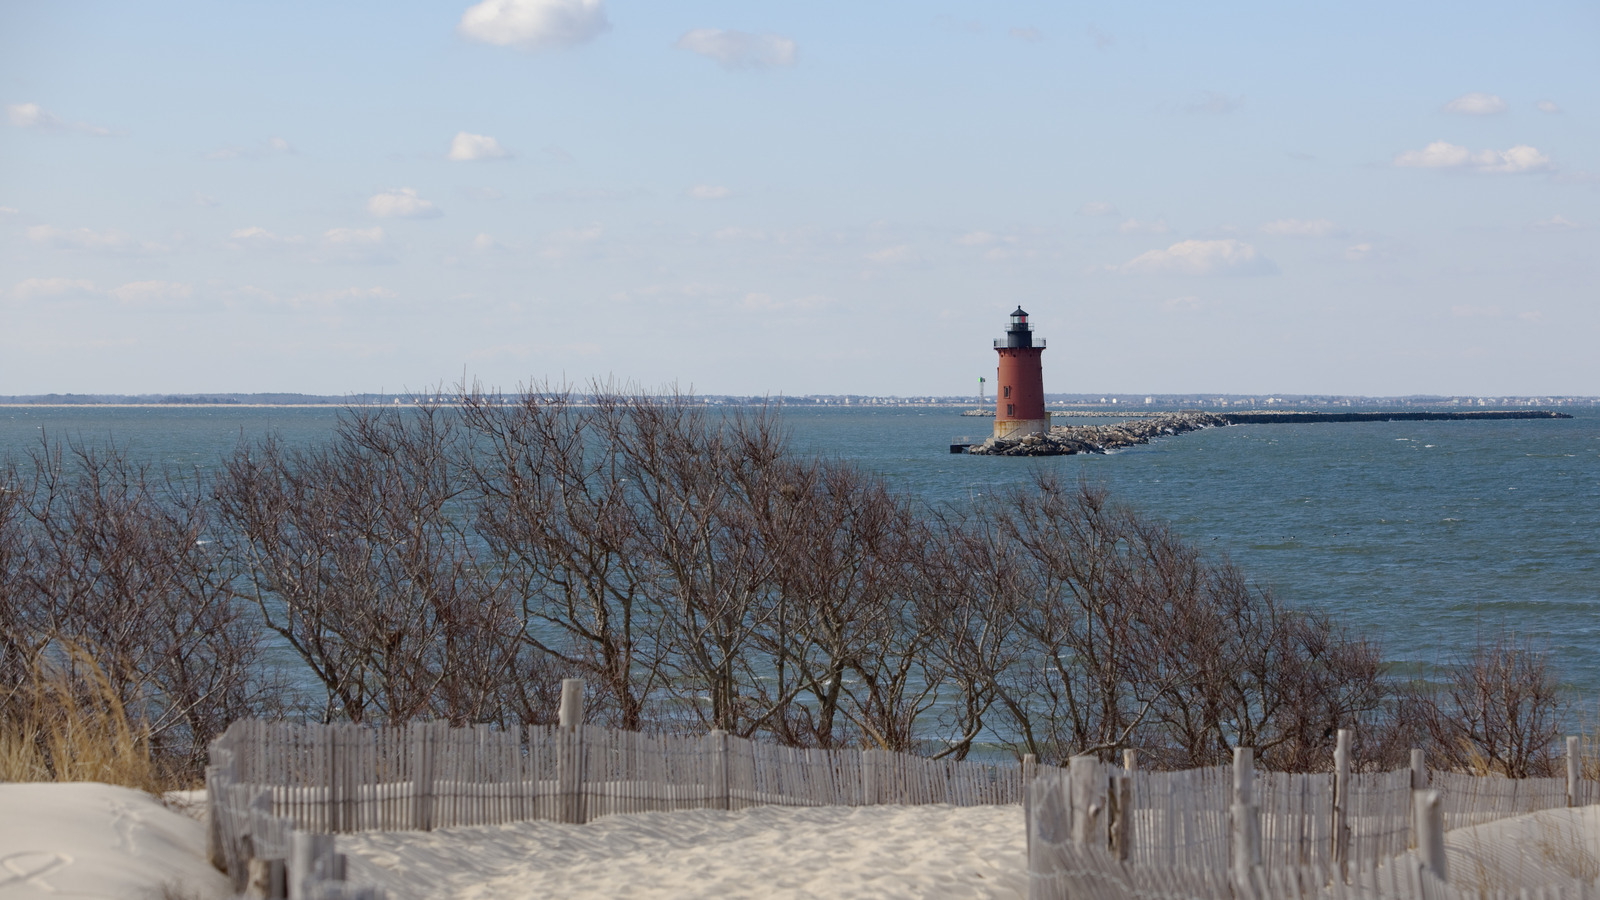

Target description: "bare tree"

left=215, top=402, right=533, bottom=726
left=460, top=384, right=664, bottom=729
left=1409, top=632, right=1566, bottom=777
left=3, top=437, right=268, bottom=774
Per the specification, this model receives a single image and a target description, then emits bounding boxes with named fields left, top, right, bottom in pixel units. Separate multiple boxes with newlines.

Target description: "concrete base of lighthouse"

left=994, top=416, right=1051, bottom=440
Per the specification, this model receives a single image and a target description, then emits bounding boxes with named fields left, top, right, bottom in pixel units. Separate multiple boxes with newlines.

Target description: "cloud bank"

left=1261, top=218, right=1339, bottom=237
left=5, top=102, right=112, bottom=136
left=458, top=0, right=609, bottom=52
left=368, top=188, right=441, bottom=218
left=1443, top=92, right=1507, bottom=115
left=448, top=132, right=511, bottom=161
left=675, top=29, right=797, bottom=69
left=1394, top=142, right=1551, bottom=174
left=1120, top=239, right=1275, bottom=276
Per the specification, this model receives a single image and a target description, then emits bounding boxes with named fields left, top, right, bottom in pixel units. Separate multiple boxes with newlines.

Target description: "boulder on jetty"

left=968, top=412, right=1226, bottom=456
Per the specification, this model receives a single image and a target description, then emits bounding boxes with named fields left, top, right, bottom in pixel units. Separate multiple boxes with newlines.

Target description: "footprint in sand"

left=0, top=851, right=73, bottom=890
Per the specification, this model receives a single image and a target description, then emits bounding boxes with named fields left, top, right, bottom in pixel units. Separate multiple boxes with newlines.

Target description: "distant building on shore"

left=993, top=307, right=1050, bottom=439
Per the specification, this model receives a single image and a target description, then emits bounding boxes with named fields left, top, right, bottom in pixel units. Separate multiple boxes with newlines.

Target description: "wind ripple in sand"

left=340, top=804, right=1026, bottom=900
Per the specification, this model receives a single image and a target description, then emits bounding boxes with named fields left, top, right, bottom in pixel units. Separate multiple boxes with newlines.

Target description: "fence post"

left=206, top=760, right=230, bottom=871
left=324, top=725, right=340, bottom=835
left=1114, top=749, right=1137, bottom=862
left=861, top=749, right=878, bottom=805
left=1414, top=789, right=1447, bottom=883
left=1332, top=728, right=1351, bottom=877
left=1232, top=747, right=1261, bottom=886
left=1022, top=754, right=1036, bottom=861
left=557, top=678, right=586, bottom=824
left=1110, top=771, right=1133, bottom=862
left=1567, top=735, right=1581, bottom=808
left=1069, top=755, right=1106, bottom=848
left=288, top=832, right=337, bottom=900
left=708, top=729, right=730, bottom=811
left=1409, top=747, right=1427, bottom=850
left=410, top=722, right=434, bottom=831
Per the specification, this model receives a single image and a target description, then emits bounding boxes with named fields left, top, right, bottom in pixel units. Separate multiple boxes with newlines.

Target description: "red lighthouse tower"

left=994, top=306, right=1049, bottom=439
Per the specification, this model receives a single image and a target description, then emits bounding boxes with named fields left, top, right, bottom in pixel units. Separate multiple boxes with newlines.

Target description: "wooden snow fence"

left=1025, top=731, right=1597, bottom=900
left=206, top=680, right=1021, bottom=897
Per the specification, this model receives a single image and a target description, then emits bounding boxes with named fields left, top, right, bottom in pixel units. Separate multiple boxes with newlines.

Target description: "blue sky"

left=2, top=1, right=1596, bottom=396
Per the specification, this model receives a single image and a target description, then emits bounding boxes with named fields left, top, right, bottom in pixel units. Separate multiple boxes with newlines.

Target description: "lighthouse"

left=993, top=306, right=1049, bottom=439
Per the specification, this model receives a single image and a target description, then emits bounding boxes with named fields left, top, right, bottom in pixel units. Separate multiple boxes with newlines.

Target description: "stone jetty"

left=965, top=409, right=1571, bottom=456
left=968, top=412, right=1226, bottom=456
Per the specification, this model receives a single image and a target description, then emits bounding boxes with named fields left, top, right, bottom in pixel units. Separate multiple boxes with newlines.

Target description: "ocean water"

left=3, top=404, right=1597, bottom=698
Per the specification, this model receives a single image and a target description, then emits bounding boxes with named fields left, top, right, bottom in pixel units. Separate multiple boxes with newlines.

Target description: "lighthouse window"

left=1004, top=386, right=1011, bottom=398
left=1007, top=404, right=1014, bottom=417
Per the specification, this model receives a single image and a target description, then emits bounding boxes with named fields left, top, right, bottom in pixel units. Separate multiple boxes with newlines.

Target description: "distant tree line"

left=0, top=388, right=1568, bottom=780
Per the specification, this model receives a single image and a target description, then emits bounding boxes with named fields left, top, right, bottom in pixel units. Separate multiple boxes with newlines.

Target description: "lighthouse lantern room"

left=993, top=306, right=1050, bottom=439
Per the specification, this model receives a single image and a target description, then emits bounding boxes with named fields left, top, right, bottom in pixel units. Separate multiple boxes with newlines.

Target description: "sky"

left=2, top=1, right=1597, bottom=398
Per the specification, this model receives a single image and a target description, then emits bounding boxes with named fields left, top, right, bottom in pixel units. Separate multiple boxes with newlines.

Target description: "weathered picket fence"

left=1026, top=732, right=1597, bottom=900
left=206, top=679, right=1021, bottom=897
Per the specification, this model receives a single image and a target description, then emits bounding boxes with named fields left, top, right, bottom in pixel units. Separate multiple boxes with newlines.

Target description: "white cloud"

left=11, top=277, right=97, bottom=300
left=1009, top=27, right=1043, bottom=42
left=0, top=206, right=17, bottom=214
left=1078, top=201, right=1118, bottom=217
left=5, top=102, right=112, bottom=136
left=1536, top=100, right=1562, bottom=114
left=540, top=223, right=604, bottom=259
left=1261, top=218, right=1339, bottom=237
left=1393, top=142, right=1552, bottom=174
left=675, top=29, right=797, bottom=70
left=227, top=226, right=306, bottom=250
left=1530, top=215, right=1581, bottom=231
left=1118, top=218, right=1170, bottom=235
left=205, top=136, right=294, bottom=160
left=26, top=224, right=161, bottom=254
left=865, top=245, right=920, bottom=265
left=461, top=186, right=507, bottom=201
left=367, top=187, right=442, bottom=218
left=688, top=184, right=732, bottom=200
left=1184, top=91, right=1240, bottom=115
left=458, top=0, right=609, bottom=52
left=712, top=227, right=767, bottom=242
left=1343, top=243, right=1375, bottom=262
left=448, top=132, right=512, bottom=161
left=1443, top=93, right=1507, bottom=115
left=195, top=193, right=220, bottom=208
left=956, top=231, right=1006, bottom=246
left=323, top=226, right=385, bottom=246
left=741, top=292, right=830, bottom=312
left=1451, top=305, right=1502, bottom=318
left=109, top=281, right=193, bottom=306
left=283, top=286, right=397, bottom=309
left=1120, top=239, right=1274, bottom=276
left=318, top=227, right=392, bottom=264
left=1163, top=295, right=1201, bottom=311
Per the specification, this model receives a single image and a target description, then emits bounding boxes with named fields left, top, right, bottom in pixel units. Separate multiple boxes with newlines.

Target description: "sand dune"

left=0, top=783, right=229, bottom=900
left=339, top=804, right=1027, bottom=900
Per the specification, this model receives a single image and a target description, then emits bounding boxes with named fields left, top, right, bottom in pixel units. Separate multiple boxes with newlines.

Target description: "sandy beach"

left=6, top=782, right=1600, bottom=900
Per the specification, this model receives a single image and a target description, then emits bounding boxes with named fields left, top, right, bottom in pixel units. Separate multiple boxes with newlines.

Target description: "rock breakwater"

left=968, top=412, right=1226, bottom=456
left=963, top=408, right=1571, bottom=456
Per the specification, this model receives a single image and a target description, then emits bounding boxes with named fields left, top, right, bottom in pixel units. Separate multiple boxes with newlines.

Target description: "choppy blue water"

left=4, top=404, right=1597, bottom=697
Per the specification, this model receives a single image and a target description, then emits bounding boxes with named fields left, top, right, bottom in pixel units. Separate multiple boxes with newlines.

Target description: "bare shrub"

left=1409, top=632, right=1566, bottom=777
left=215, top=401, right=544, bottom=726
left=1, top=438, right=268, bottom=777
left=460, top=385, right=662, bottom=730
left=971, top=473, right=1385, bottom=769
